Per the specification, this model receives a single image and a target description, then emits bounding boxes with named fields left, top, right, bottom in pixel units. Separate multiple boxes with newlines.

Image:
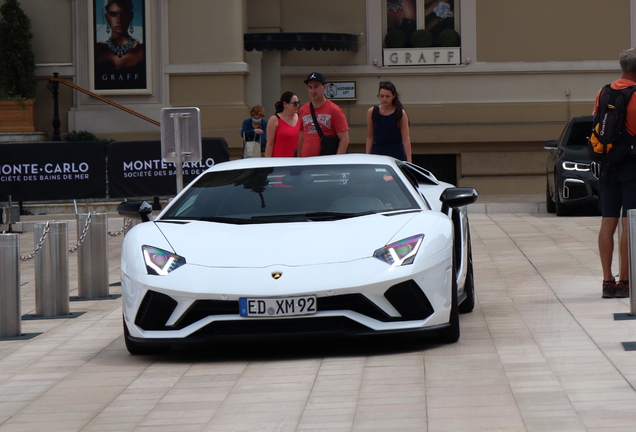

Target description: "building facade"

left=21, top=0, right=635, bottom=193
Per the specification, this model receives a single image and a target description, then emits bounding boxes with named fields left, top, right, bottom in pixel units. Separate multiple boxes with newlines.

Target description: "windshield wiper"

left=250, top=211, right=375, bottom=222
left=249, top=214, right=311, bottom=222
left=193, top=216, right=254, bottom=224
left=303, top=211, right=375, bottom=220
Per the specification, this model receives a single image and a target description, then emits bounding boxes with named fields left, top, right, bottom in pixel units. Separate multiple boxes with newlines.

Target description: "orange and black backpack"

left=589, top=84, right=636, bottom=168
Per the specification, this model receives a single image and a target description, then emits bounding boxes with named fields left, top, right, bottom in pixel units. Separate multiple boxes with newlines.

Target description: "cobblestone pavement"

left=1, top=210, right=635, bottom=432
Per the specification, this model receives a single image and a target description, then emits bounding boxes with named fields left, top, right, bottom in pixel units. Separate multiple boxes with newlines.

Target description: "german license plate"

left=239, top=295, right=317, bottom=317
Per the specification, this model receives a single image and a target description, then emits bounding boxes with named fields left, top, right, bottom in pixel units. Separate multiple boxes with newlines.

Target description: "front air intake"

left=135, top=290, right=178, bottom=330
left=384, top=280, right=435, bottom=320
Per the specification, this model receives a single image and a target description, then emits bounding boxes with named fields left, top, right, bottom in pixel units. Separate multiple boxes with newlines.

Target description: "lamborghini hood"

left=151, top=211, right=449, bottom=268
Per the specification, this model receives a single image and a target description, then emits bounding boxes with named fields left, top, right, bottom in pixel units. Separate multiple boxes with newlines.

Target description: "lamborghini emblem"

left=271, top=272, right=282, bottom=280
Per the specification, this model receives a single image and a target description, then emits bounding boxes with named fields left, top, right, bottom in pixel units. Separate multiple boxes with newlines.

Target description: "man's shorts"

left=599, top=157, right=636, bottom=218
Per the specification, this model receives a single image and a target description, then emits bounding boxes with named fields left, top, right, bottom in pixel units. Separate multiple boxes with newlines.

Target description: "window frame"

left=382, top=0, right=461, bottom=42
left=366, top=0, right=475, bottom=69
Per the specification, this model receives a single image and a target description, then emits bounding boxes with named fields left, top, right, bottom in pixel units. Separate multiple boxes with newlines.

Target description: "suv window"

left=564, top=121, right=593, bottom=148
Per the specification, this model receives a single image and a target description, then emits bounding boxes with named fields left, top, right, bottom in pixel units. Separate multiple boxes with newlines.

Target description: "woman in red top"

left=265, top=92, right=300, bottom=157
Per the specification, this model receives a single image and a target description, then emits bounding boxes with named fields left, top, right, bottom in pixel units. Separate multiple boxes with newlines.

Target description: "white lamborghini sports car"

left=118, top=154, right=478, bottom=354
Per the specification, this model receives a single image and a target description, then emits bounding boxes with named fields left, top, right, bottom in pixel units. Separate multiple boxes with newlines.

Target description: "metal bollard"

left=35, top=221, right=69, bottom=317
left=0, top=234, right=21, bottom=338
left=77, top=213, right=109, bottom=299
left=629, top=209, right=636, bottom=315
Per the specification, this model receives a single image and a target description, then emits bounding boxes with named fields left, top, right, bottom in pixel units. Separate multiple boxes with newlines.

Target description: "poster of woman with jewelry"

left=424, top=0, right=456, bottom=41
left=386, top=1, right=456, bottom=47
left=386, top=0, right=416, bottom=43
left=91, top=0, right=148, bottom=93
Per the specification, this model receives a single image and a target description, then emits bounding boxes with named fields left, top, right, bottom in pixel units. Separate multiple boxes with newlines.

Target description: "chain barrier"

left=20, top=221, right=50, bottom=261
left=13, top=215, right=131, bottom=261
left=68, top=213, right=92, bottom=253
left=108, top=218, right=131, bottom=237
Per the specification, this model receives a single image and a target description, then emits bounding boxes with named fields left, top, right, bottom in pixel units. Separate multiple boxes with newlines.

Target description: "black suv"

left=544, top=116, right=599, bottom=216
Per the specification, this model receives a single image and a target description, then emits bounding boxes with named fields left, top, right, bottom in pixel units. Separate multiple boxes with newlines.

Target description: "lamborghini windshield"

left=160, top=164, right=420, bottom=223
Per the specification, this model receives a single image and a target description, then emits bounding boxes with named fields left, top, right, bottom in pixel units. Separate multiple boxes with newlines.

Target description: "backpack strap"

left=611, top=84, right=636, bottom=138
left=309, top=103, right=325, bottom=138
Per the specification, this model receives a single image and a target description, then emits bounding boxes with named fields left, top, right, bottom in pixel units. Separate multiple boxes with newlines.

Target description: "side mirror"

left=440, top=188, right=479, bottom=213
left=117, top=201, right=153, bottom=222
left=543, top=140, right=557, bottom=150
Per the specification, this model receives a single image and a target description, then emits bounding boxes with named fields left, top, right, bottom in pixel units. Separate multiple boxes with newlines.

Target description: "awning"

left=244, top=33, right=358, bottom=52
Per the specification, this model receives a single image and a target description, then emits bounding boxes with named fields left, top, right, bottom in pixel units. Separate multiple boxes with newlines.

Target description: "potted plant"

left=0, top=0, right=37, bottom=132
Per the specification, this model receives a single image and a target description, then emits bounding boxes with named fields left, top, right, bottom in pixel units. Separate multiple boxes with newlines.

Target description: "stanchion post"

left=77, top=213, right=109, bottom=299
left=0, top=234, right=21, bottom=338
left=35, top=221, right=69, bottom=317
left=47, top=73, right=61, bottom=142
left=629, top=209, right=636, bottom=315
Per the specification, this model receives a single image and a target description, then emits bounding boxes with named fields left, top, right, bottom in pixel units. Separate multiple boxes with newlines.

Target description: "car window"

left=160, top=164, right=420, bottom=222
left=563, top=121, right=593, bottom=148
left=398, top=163, right=435, bottom=210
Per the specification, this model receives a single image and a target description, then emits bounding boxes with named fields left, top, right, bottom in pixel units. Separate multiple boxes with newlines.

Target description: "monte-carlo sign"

left=383, top=48, right=461, bottom=66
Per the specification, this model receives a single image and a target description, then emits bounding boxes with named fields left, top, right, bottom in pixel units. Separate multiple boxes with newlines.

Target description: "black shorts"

left=599, top=157, right=636, bottom=217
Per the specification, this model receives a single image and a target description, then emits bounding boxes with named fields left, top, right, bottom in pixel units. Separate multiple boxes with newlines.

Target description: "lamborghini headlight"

left=142, top=245, right=186, bottom=275
left=373, top=234, right=424, bottom=266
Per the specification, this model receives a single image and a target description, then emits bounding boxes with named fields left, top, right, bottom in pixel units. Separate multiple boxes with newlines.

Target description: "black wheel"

left=439, top=257, right=460, bottom=344
left=546, top=182, right=556, bottom=214
left=458, top=238, right=475, bottom=314
left=123, top=318, right=170, bottom=355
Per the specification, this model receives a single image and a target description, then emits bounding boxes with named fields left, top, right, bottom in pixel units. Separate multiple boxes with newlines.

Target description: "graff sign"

left=383, top=48, right=461, bottom=66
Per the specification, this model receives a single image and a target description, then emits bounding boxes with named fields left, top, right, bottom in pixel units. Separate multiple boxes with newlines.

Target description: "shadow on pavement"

left=158, top=334, right=443, bottom=363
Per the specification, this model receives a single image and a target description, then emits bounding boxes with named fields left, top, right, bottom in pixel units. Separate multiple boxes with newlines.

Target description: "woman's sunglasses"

left=288, top=101, right=300, bottom=107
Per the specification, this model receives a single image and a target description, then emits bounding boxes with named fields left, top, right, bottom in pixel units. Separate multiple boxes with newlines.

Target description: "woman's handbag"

left=242, top=132, right=262, bottom=158
left=310, top=103, right=339, bottom=155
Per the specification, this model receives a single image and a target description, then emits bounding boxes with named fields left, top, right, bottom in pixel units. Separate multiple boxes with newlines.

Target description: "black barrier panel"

left=0, top=142, right=107, bottom=201
left=107, top=138, right=230, bottom=198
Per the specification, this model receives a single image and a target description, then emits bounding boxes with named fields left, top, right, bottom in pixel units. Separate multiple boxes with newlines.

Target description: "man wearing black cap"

left=297, top=72, right=349, bottom=157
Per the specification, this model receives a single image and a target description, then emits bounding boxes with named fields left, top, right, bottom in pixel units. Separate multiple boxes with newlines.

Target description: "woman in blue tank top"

left=365, top=81, right=412, bottom=162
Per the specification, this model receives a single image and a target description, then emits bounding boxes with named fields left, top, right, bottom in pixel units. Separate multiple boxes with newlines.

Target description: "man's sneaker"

left=616, top=280, right=630, bottom=298
left=602, top=280, right=617, bottom=298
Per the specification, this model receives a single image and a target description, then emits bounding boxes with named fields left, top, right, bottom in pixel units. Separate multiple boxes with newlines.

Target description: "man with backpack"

left=297, top=72, right=349, bottom=157
left=592, top=48, right=636, bottom=298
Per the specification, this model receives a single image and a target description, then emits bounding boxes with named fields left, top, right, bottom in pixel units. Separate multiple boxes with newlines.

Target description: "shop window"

left=383, top=0, right=461, bottom=66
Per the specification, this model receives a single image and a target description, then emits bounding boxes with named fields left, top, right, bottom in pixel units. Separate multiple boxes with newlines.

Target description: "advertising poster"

left=90, top=0, right=150, bottom=93
left=0, top=142, right=107, bottom=201
left=107, top=138, right=230, bottom=198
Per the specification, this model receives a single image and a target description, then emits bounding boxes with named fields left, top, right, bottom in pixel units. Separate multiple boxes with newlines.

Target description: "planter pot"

left=0, top=100, right=36, bottom=132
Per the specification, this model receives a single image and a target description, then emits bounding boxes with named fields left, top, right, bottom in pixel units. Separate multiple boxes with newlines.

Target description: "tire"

left=546, top=182, right=556, bottom=214
left=458, top=238, right=475, bottom=314
left=123, top=318, right=170, bottom=355
left=439, top=256, right=460, bottom=344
